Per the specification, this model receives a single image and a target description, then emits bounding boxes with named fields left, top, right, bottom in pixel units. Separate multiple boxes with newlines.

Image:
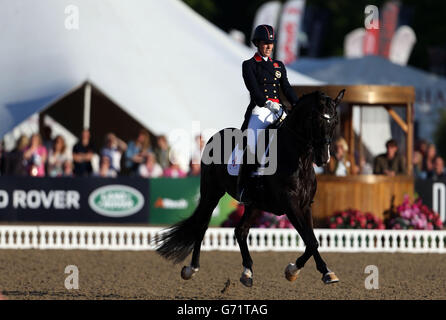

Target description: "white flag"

left=251, top=1, right=282, bottom=48
left=276, top=0, right=306, bottom=64
left=344, top=28, right=366, bottom=58
left=389, top=25, right=416, bottom=66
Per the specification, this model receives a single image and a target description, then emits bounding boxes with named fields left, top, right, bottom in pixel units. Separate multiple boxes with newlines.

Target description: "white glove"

left=264, top=100, right=281, bottom=113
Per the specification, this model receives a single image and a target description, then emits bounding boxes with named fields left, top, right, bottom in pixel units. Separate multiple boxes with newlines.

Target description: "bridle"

left=282, top=94, right=337, bottom=150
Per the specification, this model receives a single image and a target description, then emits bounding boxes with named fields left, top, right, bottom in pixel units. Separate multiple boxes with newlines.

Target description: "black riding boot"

left=237, top=149, right=258, bottom=205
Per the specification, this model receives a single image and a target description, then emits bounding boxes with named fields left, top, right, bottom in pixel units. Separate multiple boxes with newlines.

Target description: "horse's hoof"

left=181, top=266, right=199, bottom=280
left=240, top=275, right=253, bottom=287
left=284, top=263, right=300, bottom=282
left=240, top=268, right=253, bottom=287
left=322, top=271, right=339, bottom=284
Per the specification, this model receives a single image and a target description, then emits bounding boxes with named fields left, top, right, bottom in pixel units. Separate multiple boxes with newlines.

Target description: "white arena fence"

left=0, top=226, right=445, bottom=253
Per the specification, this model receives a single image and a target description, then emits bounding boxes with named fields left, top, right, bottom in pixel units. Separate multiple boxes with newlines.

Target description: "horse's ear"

left=335, top=89, right=345, bottom=105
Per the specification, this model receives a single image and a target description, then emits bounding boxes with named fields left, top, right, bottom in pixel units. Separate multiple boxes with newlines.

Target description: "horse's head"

left=311, top=89, right=344, bottom=167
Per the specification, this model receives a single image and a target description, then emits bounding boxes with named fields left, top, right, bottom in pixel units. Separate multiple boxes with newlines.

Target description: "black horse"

left=156, top=89, right=345, bottom=287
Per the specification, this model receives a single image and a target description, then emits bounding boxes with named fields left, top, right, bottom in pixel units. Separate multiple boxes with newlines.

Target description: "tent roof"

left=0, top=0, right=319, bottom=141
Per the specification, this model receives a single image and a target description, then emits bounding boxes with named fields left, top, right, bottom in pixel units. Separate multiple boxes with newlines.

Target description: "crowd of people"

left=321, top=136, right=445, bottom=180
left=0, top=128, right=205, bottom=179
left=0, top=128, right=444, bottom=181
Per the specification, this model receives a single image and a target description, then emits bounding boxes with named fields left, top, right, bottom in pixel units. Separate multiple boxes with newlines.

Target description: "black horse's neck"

left=279, top=92, right=318, bottom=155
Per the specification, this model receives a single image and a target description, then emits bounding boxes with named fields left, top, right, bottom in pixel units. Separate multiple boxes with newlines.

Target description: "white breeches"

left=246, top=105, right=286, bottom=154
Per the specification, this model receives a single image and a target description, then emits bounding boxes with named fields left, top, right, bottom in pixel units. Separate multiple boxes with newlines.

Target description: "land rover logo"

left=88, top=185, right=144, bottom=217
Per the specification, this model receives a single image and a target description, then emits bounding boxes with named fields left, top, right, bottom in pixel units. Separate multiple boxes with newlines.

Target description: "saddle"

left=236, top=107, right=287, bottom=203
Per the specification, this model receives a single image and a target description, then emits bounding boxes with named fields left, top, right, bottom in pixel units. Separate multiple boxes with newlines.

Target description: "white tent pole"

left=83, top=83, right=92, bottom=129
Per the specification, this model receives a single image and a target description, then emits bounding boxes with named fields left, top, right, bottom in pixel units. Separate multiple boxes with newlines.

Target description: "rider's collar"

left=254, top=52, right=272, bottom=62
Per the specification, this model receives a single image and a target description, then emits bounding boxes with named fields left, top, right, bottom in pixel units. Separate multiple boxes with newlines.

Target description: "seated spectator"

left=191, top=134, right=205, bottom=165
left=373, top=139, right=406, bottom=176
left=101, top=132, right=127, bottom=175
left=124, top=129, right=152, bottom=175
left=73, top=129, right=95, bottom=177
left=188, top=160, right=201, bottom=177
left=47, top=135, right=69, bottom=177
left=422, top=143, right=436, bottom=176
left=413, top=151, right=427, bottom=179
left=154, top=135, right=170, bottom=169
left=62, top=160, right=74, bottom=177
left=415, top=139, right=428, bottom=158
left=139, top=152, right=163, bottom=178
left=325, top=137, right=350, bottom=176
left=358, top=155, right=373, bottom=175
left=0, top=140, right=6, bottom=175
left=427, top=156, right=445, bottom=180
left=95, top=155, right=117, bottom=178
left=4, top=135, right=29, bottom=176
left=163, top=152, right=186, bottom=178
left=41, top=125, right=53, bottom=153
left=23, top=133, right=48, bottom=177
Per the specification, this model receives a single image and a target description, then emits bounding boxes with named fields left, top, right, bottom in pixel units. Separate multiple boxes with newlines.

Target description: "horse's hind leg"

left=181, top=192, right=223, bottom=280
left=235, top=205, right=260, bottom=287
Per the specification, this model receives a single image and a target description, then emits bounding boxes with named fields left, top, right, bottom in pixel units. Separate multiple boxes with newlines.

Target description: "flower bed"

left=384, top=195, right=443, bottom=230
left=327, top=209, right=385, bottom=229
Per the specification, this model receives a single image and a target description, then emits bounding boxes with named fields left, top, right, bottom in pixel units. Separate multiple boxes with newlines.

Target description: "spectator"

left=373, top=139, right=406, bottom=176
left=101, top=132, right=127, bottom=175
left=4, top=135, right=29, bottom=176
left=427, top=156, right=445, bottom=180
left=163, top=152, right=186, bottom=178
left=191, top=134, right=205, bottom=165
left=95, top=155, right=117, bottom=178
left=41, top=125, right=53, bottom=153
left=47, top=135, right=69, bottom=177
left=72, top=129, right=95, bottom=177
left=358, top=155, right=373, bottom=175
left=63, top=160, right=74, bottom=177
left=422, top=143, right=436, bottom=175
left=155, top=135, right=170, bottom=169
left=325, top=137, right=350, bottom=176
left=413, top=151, right=427, bottom=179
left=23, top=133, right=48, bottom=177
left=415, top=139, right=428, bottom=158
left=0, top=140, right=6, bottom=175
left=139, top=152, right=163, bottom=178
left=188, top=160, right=201, bottom=177
left=124, top=129, right=152, bottom=175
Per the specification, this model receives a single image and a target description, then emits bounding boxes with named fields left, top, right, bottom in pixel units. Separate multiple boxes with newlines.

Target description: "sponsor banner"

left=378, top=0, right=400, bottom=58
left=389, top=25, right=416, bottom=66
left=251, top=1, right=282, bottom=49
left=149, top=177, right=238, bottom=226
left=276, top=0, right=306, bottom=64
left=344, top=28, right=366, bottom=58
left=0, top=177, right=149, bottom=222
left=415, top=178, right=446, bottom=223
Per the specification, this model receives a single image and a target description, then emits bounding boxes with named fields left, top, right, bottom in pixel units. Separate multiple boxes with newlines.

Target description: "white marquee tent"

left=0, top=0, right=319, bottom=162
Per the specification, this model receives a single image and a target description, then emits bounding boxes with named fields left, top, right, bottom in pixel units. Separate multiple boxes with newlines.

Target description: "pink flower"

left=336, top=217, right=343, bottom=225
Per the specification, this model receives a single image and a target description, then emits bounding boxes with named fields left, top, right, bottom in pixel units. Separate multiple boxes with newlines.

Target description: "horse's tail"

left=156, top=130, right=228, bottom=264
left=155, top=199, right=214, bottom=264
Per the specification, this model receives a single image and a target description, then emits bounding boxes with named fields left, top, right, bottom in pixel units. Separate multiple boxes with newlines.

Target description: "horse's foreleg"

left=235, top=205, right=259, bottom=287
left=301, top=207, right=339, bottom=284
left=284, top=209, right=313, bottom=281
